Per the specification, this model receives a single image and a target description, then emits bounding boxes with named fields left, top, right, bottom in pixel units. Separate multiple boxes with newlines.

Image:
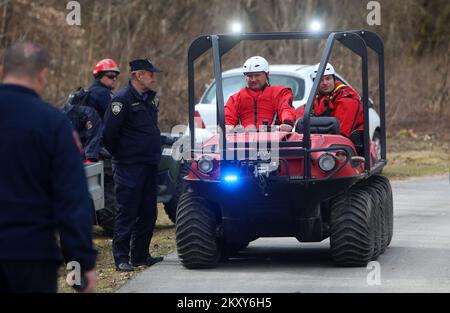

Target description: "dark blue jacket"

left=103, top=82, right=161, bottom=165
left=0, top=84, right=97, bottom=271
left=87, top=80, right=113, bottom=120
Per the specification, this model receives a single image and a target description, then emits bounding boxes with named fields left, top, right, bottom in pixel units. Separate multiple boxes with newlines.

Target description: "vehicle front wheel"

left=330, top=186, right=377, bottom=266
left=176, top=192, right=221, bottom=269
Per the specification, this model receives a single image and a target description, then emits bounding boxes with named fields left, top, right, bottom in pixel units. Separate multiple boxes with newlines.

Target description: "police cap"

left=129, top=59, right=161, bottom=73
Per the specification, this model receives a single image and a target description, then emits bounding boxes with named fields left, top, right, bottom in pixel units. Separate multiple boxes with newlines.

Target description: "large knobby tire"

left=360, top=181, right=385, bottom=259
left=330, top=186, right=377, bottom=266
left=176, top=193, right=221, bottom=269
left=371, top=175, right=393, bottom=247
left=163, top=164, right=189, bottom=224
left=96, top=172, right=117, bottom=236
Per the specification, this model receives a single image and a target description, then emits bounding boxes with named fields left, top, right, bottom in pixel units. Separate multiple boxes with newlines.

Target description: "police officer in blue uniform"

left=103, top=59, right=163, bottom=272
left=86, top=58, right=120, bottom=120
left=0, top=42, right=97, bottom=292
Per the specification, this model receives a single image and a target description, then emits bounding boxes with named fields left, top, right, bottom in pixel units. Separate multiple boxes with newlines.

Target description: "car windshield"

left=201, top=74, right=305, bottom=104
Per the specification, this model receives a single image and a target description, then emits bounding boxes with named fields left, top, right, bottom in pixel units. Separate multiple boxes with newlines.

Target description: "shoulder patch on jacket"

left=111, top=102, right=123, bottom=115
left=152, top=97, right=160, bottom=109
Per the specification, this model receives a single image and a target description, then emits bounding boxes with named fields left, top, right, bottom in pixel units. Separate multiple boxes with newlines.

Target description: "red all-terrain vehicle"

left=175, top=30, right=393, bottom=268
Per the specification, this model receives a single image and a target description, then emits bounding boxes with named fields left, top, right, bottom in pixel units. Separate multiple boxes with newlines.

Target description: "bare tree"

left=0, top=0, right=448, bottom=131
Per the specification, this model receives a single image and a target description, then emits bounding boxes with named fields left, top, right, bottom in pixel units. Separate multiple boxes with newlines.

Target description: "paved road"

left=119, top=175, right=450, bottom=293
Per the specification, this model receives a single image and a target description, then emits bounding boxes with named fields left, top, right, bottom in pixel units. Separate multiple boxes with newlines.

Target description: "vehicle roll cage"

left=187, top=30, right=386, bottom=180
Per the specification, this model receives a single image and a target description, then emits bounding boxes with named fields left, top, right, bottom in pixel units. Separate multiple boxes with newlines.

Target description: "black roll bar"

left=187, top=30, right=386, bottom=178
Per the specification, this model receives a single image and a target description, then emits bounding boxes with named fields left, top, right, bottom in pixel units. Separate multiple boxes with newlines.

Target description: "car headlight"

left=318, top=153, right=336, bottom=172
left=198, top=157, right=214, bottom=174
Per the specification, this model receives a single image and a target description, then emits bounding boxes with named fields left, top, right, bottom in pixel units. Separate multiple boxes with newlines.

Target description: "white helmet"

left=311, top=62, right=335, bottom=80
left=242, top=56, right=269, bottom=74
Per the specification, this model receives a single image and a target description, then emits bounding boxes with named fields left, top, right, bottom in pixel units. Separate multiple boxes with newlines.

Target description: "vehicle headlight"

left=198, top=157, right=214, bottom=174
left=318, top=153, right=336, bottom=172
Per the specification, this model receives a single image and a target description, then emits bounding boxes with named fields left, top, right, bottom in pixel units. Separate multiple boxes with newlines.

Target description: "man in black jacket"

left=103, top=59, right=163, bottom=272
left=0, top=42, right=97, bottom=292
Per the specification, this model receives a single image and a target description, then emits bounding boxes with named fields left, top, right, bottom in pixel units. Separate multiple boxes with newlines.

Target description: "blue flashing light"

left=224, top=175, right=238, bottom=182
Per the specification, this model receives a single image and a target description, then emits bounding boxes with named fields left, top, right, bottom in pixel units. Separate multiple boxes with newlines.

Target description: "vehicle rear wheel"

left=176, top=192, right=221, bottom=269
left=361, top=181, right=385, bottom=259
left=330, top=186, right=377, bottom=266
left=371, top=175, right=393, bottom=247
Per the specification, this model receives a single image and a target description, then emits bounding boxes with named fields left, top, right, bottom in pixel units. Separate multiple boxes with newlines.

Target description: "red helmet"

left=93, top=58, right=120, bottom=76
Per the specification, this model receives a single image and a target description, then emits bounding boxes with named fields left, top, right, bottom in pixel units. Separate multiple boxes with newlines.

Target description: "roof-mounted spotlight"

left=309, top=20, right=323, bottom=32
left=230, top=22, right=243, bottom=33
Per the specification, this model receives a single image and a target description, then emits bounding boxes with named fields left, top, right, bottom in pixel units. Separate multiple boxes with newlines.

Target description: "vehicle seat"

left=349, top=130, right=364, bottom=156
left=295, top=117, right=340, bottom=135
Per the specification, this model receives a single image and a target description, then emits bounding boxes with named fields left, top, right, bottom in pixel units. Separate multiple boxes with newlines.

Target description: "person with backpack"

left=86, top=58, right=120, bottom=120
left=62, top=58, right=120, bottom=161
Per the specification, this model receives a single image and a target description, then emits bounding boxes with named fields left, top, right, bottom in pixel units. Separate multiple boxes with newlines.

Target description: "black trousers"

left=112, top=164, right=158, bottom=265
left=0, top=261, right=58, bottom=293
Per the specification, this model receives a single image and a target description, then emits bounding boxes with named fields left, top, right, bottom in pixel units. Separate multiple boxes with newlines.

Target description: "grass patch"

left=57, top=205, right=176, bottom=293
left=384, top=150, right=450, bottom=179
left=383, top=130, right=450, bottom=179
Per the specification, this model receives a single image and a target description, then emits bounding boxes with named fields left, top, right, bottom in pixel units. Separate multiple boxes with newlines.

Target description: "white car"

left=195, top=64, right=381, bottom=157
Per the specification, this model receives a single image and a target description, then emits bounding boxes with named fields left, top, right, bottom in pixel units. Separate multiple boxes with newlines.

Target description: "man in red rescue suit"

left=296, top=62, right=364, bottom=138
left=225, top=56, right=296, bottom=132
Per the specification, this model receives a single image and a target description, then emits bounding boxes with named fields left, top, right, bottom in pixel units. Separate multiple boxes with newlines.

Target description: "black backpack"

left=66, top=87, right=90, bottom=106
